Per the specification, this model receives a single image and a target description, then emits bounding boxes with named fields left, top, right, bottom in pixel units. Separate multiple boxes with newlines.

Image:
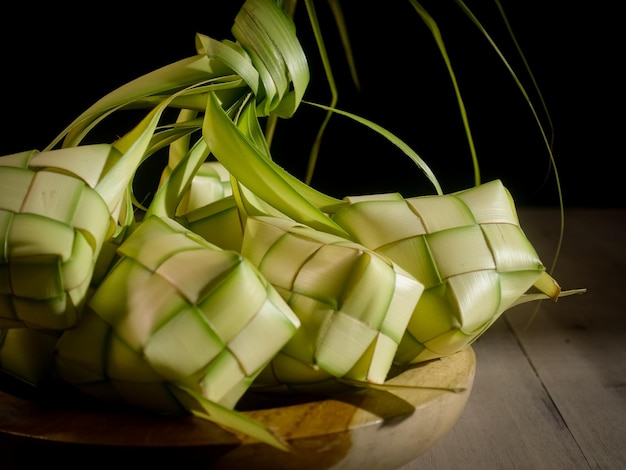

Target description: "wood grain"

left=0, top=346, right=475, bottom=469
left=3, top=208, right=623, bottom=469
left=402, top=208, right=626, bottom=469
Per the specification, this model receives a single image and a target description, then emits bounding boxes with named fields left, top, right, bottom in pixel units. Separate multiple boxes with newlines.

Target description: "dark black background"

left=1, top=1, right=622, bottom=207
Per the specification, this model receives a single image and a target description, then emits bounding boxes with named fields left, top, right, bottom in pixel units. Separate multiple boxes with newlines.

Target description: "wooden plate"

left=0, top=348, right=475, bottom=469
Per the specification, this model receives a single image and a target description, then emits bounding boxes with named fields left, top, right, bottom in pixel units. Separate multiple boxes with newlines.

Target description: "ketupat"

left=0, top=82, right=202, bottom=331
left=0, top=0, right=585, bottom=451
left=331, top=179, right=565, bottom=364
left=0, top=0, right=311, bottom=447
left=0, top=328, right=60, bottom=386
left=0, top=146, right=114, bottom=330
left=54, top=214, right=299, bottom=449
left=241, top=215, right=423, bottom=392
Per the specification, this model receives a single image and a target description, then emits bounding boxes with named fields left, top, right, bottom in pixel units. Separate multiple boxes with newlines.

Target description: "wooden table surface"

left=402, top=207, right=626, bottom=470
left=1, top=208, right=623, bottom=469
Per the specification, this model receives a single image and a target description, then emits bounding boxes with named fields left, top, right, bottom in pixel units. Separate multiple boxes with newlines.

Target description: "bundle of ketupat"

left=0, top=0, right=584, bottom=449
